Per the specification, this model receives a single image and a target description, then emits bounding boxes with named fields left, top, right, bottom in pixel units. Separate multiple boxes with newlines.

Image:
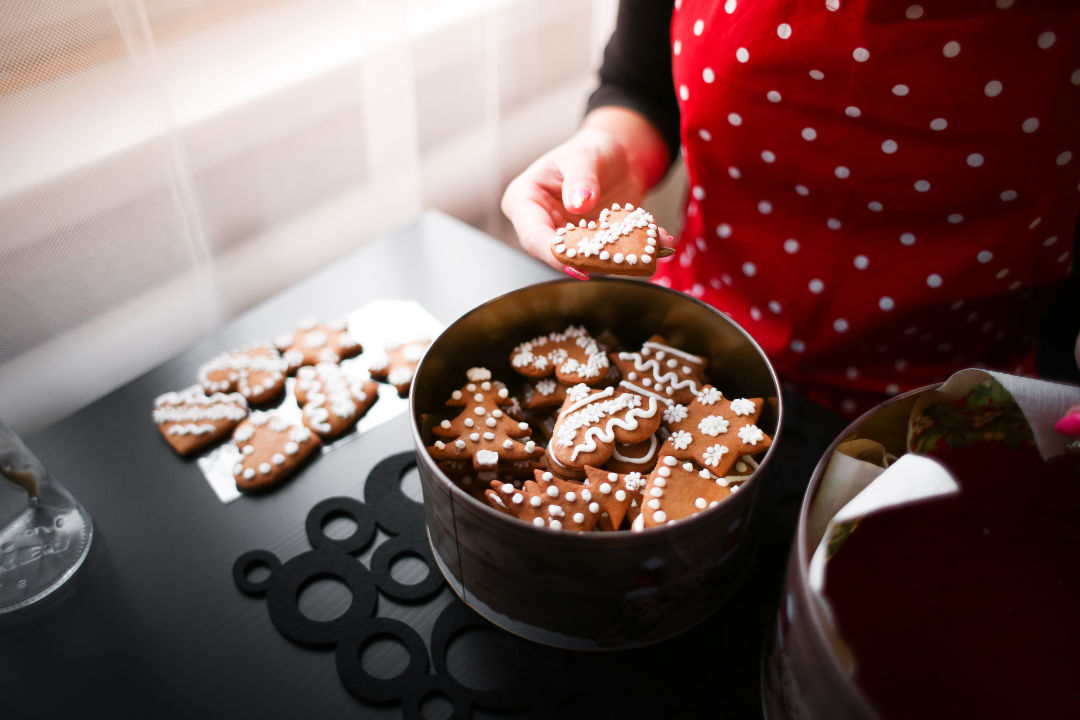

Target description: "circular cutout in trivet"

left=335, top=617, right=429, bottom=703
left=370, top=534, right=443, bottom=602
left=430, top=600, right=536, bottom=710
left=305, top=496, right=377, bottom=555
left=400, top=673, right=471, bottom=720
left=233, top=550, right=282, bottom=596
left=364, top=451, right=424, bottom=537
left=266, top=550, right=377, bottom=646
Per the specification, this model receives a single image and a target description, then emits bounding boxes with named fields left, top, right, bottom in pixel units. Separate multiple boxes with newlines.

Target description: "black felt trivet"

left=234, top=390, right=846, bottom=719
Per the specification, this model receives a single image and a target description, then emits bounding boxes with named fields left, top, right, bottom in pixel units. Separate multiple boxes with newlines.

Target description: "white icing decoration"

left=738, top=425, right=766, bottom=445
left=730, top=398, right=756, bottom=416
left=663, top=404, right=688, bottom=424
left=697, top=388, right=724, bottom=405
left=698, top=415, right=729, bottom=436
left=669, top=430, right=693, bottom=450
left=703, top=444, right=729, bottom=467
left=475, top=449, right=499, bottom=466
left=612, top=435, right=658, bottom=466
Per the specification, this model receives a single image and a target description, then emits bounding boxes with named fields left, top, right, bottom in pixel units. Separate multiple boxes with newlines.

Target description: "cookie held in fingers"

left=199, top=342, right=288, bottom=406
left=275, top=318, right=361, bottom=372
left=232, top=412, right=321, bottom=492
left=294, top=363, right=379, bottom=439
left=551, top=203, right=668, bottom=277
left=153, top=387, right=249, bottom=456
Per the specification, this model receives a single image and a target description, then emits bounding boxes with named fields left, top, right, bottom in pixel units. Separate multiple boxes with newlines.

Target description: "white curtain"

left=0, top=0, right=657, bottom=433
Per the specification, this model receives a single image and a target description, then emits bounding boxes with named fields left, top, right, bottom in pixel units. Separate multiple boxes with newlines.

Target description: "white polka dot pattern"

left=662, top=0, right=1079, bottom=413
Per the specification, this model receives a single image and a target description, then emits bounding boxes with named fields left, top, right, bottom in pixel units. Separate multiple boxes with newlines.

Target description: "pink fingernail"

left=570, top=187, right=592, bottom=210
left=563, top=265, right=590, bottom=281
left=1054, top=411, right=1080, bottom=436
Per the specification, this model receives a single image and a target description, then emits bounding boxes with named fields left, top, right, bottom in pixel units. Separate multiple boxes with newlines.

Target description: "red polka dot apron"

left=656, top=0, right=1079, bottom=415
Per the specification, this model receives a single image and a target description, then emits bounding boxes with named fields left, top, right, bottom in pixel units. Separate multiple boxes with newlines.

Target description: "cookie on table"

left=582, top=466, right=647, bottom=531
left=547, top=383, right=663, bottom=473
left=153, top=387, right=249, bottom=456
left=275, top=318, right=361, bottom=373
left=636, top=455, right=737, bottom=530
left=232, top=412, right=321, bottom=492
left=294, top=363, right=379, bottom=439
left=510, top=326, right=609, bottom=385
left=662, top=386, right=772, bottom=479
left=368, top=339, right=431, bottom=397
left=550, top=203, right=665, bottom=277
left=199, top=342, right=288, bottom=406
left=485, top=470, right=601, bottom=532
left=427, top=367, right=544, bottom=471
left=612, top=335, right=708, bottom=407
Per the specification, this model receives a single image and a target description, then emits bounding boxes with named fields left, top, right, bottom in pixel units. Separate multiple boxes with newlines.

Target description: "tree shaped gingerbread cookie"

left=427, top=368, right=543, bottom=471
left=612, top=335, right=709, bottom=407
left=550, top=203, right=670, bottom=277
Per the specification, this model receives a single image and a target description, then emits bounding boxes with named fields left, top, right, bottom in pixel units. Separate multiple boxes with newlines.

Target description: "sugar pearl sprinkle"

left=552, top=204, right=657, bottom=262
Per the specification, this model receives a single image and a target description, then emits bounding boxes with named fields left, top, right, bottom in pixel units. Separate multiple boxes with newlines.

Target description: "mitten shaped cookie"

left=547, top=383, right=663, bottom=472
left=153, top=387, right=249, bottom=456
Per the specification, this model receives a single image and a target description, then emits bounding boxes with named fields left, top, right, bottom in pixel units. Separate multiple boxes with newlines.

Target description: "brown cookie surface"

left=485, top=470, right=602, bottom=532
left=547, top=383, right=663, bottom=472
left=231, top=412, right=321, bottom=492
left=427, top=368, right=543, bottom=470
left=662, top=386, right=771, bottom=479
left=199, top=343, right=287, bottom=406
left=638, top=455, right=735, bottom=529
left=582, top=466, right=647, bottom=531
left=509, top=326, right=609, bottom=385
left=153, top=387, right=249, bottom=456
left=294, top=363, right=379, bottom=439
left=602, top=433, right=662, bottom=475
left=368, top=339, right=431, bottom=396
left=612, top=335, right=708, bottom=407
left=275, top=318, right=361, bottom=372
left=550, top=203, right=662, bottom=277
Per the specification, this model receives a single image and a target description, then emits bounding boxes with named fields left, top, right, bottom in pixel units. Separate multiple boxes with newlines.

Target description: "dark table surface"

left=0, top=211, right=848, bottom=719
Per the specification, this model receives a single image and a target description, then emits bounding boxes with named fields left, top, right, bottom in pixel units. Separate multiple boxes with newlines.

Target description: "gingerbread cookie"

left=368, top=339, right=431, bottom=396
left=199, top=342, right=287, bottom=406
left=603, top=434, right=662, bottom=475
left=547, top=383, right=663, bottom=472
left=582, top=466, right=647, bottom=531
left=550, top=203, right=665, bottom=277
left=510, top=326, right=609, bottom=385
left=662, top=386, right=771, bottom=479
left=523, top=378, right=570, bottom=410
left=427, top=368, right=543, bottom=470
left=637, top=455, right=735, bottom=529
left=485, top=470, right=602, bottom=532
left=275, top=318, right=361, bottom=372
left=153, top=387, right=249, bottom=456
left=613, top=335, right=709, bottom=407
left=231, top=411, right=321, bottom=492
left=294, top=363, right=379, bottom=439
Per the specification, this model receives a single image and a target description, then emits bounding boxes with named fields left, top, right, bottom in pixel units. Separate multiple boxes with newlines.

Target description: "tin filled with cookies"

left=410, top=277, right=782, bottom=650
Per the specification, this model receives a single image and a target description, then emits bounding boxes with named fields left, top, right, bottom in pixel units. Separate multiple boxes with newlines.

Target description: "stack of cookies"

left=425, top=326, right=773, bottom=531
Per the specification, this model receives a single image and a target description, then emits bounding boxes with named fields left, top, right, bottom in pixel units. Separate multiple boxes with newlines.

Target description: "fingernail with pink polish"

left=563, top=265, right=590, bottom=281
left=570, top=187, right=592, bottom=210
left=1054, top=410, right=1080, bottom=435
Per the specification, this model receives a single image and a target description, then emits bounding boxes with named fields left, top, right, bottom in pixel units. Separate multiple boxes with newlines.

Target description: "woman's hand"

left=501, top=107, right=674, bottom=278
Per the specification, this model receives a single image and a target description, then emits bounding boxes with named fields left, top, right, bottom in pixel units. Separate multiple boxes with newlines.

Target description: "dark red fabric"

left=656, top=0, right=1079, bottom=416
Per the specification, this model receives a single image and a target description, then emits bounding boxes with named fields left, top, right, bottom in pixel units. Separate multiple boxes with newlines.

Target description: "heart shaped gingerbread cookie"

left=550, top=203, right=663, bottom=277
